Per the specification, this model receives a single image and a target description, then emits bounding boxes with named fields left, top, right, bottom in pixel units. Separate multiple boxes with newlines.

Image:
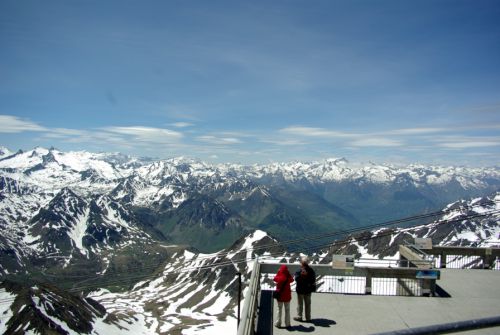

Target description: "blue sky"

left=1, top=0, right=499, bottom=165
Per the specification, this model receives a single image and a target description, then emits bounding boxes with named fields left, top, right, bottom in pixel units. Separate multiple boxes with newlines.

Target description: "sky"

left=1, top=0, right=499, bottom=166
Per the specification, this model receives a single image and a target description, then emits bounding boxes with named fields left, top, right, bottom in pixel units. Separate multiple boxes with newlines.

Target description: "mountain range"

left=1, top=186, right=498, bottom=334
left=1, top=146, right=499, bottom=261
left=0, top=146, right=500, bottom=333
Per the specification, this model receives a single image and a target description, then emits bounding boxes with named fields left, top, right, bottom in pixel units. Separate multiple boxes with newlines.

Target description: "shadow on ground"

left=435, top=284, right=452, bottom=298
left=283, top=318, right=336, bottom=332
left=285, top=324, right=315, bottom=332
left=310, top=318, right=336, bottom=327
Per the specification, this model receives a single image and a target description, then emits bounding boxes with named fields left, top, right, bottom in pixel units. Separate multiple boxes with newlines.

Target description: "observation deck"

left=237, top=244, right=500, bottom=335
left=273, top=269, right=500, bottom=335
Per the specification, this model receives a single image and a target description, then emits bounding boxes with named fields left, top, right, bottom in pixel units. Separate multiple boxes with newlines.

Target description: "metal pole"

left=237, top=272, right=242, bottom=328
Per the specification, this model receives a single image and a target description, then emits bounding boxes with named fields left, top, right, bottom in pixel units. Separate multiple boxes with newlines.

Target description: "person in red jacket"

left=273, top=264, right=294, bottom=328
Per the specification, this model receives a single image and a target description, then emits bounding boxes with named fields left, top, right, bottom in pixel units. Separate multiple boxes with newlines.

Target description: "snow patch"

left=67, top=207, right=90, bottom=255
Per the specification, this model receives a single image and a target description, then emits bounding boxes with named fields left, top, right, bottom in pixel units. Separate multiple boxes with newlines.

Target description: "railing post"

left=421, top=279, right=431, bottom=297
left=483, top=249, right=493, bottom=269
left=237, top=272, right=242, bottom=327
left=365, top=271, right=372, bottom=295
left=439, top=252, right=447, bottom=268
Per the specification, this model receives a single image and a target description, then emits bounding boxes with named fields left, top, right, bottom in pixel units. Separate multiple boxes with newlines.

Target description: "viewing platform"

left=273, top=269, right=500, bottom=334
left=237, top=243, right=500, bottom=335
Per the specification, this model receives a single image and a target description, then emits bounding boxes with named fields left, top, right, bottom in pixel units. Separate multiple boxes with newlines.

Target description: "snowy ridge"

left=88, top=230, right=285, bottom=334
left=1, top=146, right=498, bottom=206
left=0, top=281, right=116, bottom=335
left=0, top=146, right=12, bottom=159
left=0, top=188, right=154, bottom=273
left=94, top=203, right=498, bottom=335
left=328, top=192, right=500, bottom=262
left=0, top=147, right=135, bottom=196
left=1, top=146, right=499, bottom=255
left=2, top=188, right=499, bottom=334
left=1, top=146, right=500, bottom=333
left=232, top=159, right=499, bottom=189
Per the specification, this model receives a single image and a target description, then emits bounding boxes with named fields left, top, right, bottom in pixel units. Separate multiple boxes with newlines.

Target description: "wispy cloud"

left=278, top=125, right=405, bottom=148
left=102, top=126, right=183, bottom=143
left=0, top=115, right=47, bottom=133
left=42, top=128, right=89, bottom=138
left=385, top=127, right=446, bottom=135
left=1, top=112, right=498, bottom=165
left=169, top=122, right=194, bottom=128
left=196, top=135, right=242, bottom=145
left=279, top=126, right=355, bottom=138
left=438, top=141, right=500, bottom=149
left=430, top=135, right=500, bottom=149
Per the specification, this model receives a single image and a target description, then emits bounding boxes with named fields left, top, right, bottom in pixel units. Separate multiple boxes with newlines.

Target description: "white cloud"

left=42, top=128, right=89, bottom=139
left=169, top=122, right=194, bottom=128
left=196, top=135, right=242, bottom=145
left=438, top=141, right=499, bottom=149
left=279, top=126, right=355, bottom=138
left=278, top=125, right=408, bottom=147
left=385, top=127, right=446, bottom=135
left=0, top=115, right=47, bottom=133
left=430, top=135, right=500, bottom=149
left=102, top=126, right=183, bottom=143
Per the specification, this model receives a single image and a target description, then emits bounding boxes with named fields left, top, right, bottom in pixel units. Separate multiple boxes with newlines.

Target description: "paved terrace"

left=273, top=269, right=500, bottom=335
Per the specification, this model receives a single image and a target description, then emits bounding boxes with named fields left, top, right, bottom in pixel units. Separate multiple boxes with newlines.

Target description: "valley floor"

left=273, top=269, right=500, bottom=335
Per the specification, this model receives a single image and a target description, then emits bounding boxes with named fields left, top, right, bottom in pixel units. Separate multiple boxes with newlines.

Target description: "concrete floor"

left=273, top=269, right=500, bottom=335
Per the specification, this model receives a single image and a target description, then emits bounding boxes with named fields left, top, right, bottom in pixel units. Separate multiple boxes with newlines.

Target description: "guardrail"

left=413, top=245, right=500, bottom=270
left=260, top=263, right=439, bottom=297
left=236, top=260, right=261, bottom=335
left=237, top=244, right=499, bottom=334
left=401, top=243, right=500, bottom=270
left=237, top=261, right=440, bottom=335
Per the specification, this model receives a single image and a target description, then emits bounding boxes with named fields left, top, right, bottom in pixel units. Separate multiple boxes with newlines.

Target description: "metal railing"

left=261, top=273, right=428, bottom=296
left=414, top=246, right=500, bottom=270
left=238, top=261, right=440, bottom=335
left=238, top=244, right=500, bottom=334
left=236, top=260, right=261, bottom=335
left=432, top=254, right=500, bottom=270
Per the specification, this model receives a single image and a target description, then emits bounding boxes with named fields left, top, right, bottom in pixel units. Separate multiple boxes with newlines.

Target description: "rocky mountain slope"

left=327, top=192, right=500, bottom=261
left=1, top=192, right=499, bottom=334
left=0, top=280, right=112, bottom=335
left=0, top=230, right=287, bottom=335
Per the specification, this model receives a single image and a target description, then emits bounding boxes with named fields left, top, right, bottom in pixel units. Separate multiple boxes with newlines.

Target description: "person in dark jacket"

left=294, top=256, right=316, bottom=322
left=273, top=264, right=294, bottom=328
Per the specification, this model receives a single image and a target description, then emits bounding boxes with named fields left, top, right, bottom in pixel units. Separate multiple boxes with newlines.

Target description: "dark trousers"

left=296, top=293, right=311, bottom=320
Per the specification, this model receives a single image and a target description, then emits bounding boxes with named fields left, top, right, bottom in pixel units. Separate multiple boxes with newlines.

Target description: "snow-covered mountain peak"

left=0, top=146, right=12, bottom=159
left=31, top=146, right=50, bottom=156
left=2, top=146, right=499, bottom=189
left=324, top=157, right=349, bottom=165
left=244, top=229, right=272, bottom=244
left=226, top=229, right=283, bottom=263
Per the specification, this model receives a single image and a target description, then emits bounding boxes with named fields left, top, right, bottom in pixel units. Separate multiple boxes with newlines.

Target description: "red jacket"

left=273, top=265, right=294, bottom=302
